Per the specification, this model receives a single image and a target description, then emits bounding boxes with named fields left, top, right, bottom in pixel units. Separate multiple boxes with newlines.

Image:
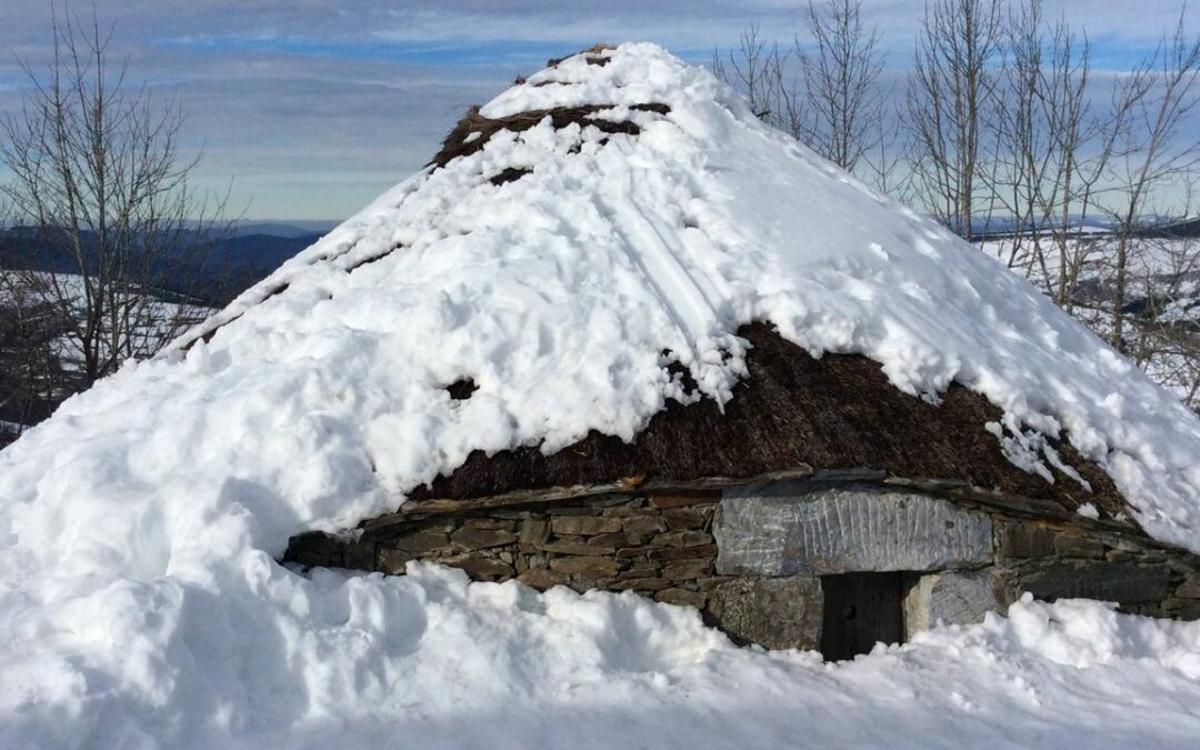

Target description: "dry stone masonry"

left=285, top=478, right=1200, bottom=658
left=289, top=491, right=727, bottom=611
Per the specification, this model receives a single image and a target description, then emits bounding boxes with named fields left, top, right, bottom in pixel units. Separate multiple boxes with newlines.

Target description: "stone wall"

left=992, top=519, right=1200, bottom=620
left=287, top=490, right=731, bottom=611
left=284, top=478, right=1200, bottom=654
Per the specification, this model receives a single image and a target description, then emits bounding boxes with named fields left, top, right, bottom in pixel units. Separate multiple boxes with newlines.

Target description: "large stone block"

left=904, top=570, right=1005, bottom=634
left=715, top=482, right=993, bottom=576
left=1004, top=560, right=1173, bottom=604
left=705, top=576, right=823, bottom=650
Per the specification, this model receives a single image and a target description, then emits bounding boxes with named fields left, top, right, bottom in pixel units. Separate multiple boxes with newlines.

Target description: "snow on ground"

left=4, top=563, right=1200, bottom=749
left=2, top=43, right=1200, bottom=747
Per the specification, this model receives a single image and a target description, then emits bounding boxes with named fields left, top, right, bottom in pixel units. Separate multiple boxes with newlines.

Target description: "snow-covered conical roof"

left=3, top=40, right=1200, bottom=746
left=152, top=42, right=1194, bottom=546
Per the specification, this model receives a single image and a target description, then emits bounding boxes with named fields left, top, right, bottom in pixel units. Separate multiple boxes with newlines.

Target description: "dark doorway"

left=820, top=572, right=906, bottom=661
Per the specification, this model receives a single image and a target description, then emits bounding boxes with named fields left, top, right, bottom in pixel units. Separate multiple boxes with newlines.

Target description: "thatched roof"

left=409, top=322, right=1128, bottom=525
left=172, top=43, right=1184, bottom=544
left=355, top=48, right=1137, bottom=532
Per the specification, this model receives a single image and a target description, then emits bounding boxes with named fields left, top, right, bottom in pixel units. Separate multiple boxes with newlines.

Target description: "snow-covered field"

left=979, top=234, right=1200, bottom=407
left=2, top=43, right=1200, bottom=748
left=0, top=269, right=209, bottom=376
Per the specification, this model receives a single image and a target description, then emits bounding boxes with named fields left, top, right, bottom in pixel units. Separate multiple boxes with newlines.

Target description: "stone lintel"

left=715, top=482, right=993, bottom=576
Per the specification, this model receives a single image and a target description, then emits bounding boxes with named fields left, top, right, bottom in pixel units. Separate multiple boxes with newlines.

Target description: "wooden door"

left=819, top=572, right=905, bottom=661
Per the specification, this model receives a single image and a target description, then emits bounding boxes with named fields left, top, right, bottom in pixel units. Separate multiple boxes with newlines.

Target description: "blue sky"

left=0, top=1, right=1195, bottom=221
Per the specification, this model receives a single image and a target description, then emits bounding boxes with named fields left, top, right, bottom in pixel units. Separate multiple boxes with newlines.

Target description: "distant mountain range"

left=971, top=214, right=1200, bottom=239
left=222, top=221, right=339, bottom=239
left=4, top=215, right=1196, bottom=310
left=0, top=221, right=338, bottom=307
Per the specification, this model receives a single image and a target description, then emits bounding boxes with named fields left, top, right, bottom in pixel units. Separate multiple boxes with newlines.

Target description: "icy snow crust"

left=2, top=43, right=1200, bottom=746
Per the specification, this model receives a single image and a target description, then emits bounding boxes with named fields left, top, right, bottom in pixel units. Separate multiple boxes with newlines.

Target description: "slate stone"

left=618, top=565, right=663, bottom=580
left=648, top=544, right=718, bottom=562
left=549, top=556, right=621, bottom=577
left=588, top=532, right=629, bottom=548
left=1006, top=560, right=1173, bottom=604
left=393, top=530, right=452, bottom=554
left=656, top=588, right=708, bottom=607
left=543, top=538, right=615, bottom=555
left=705, top=576, right=824, bottom=650
left=464, top=518, right=516, bottom=530
left=452, top=556, right=515, bottom=579
left=344, top=541, right=378, bottom=570
left=715, top=482, right=993, bottom=575
left=662, top=558, right=713, bottom=580
left=517, top=569, right=569, bottom=589
left=904, top=570, right=1005, bottom=634
left=622, top=516, right=668, bottom=543
left=450, top=527, right=517, bottom=551
left=997, top=522, right=1056, bottom=558
left=611, top=577, right=673, bottom=591
left=1176, top=577, right=1200, bottom=599
left=377, top=547, right=414, bottom=575
left=1168, top=599, right=1200, bottom=620
left=1053, top=533, right=1105, bottom=559
left=550, top=516, right=622, bottom=536
left=519, top=518, right=550, bottom=545
left=654, top=530, right=713, bottom=549
left=285, top=531, right=344, bottom=568
left=662, top=509, right=708, bottom=530
left=648, top=493, right=719, bottom=509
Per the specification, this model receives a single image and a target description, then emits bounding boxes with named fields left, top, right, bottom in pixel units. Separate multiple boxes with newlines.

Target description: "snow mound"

left=2, top=42, right=1200, bottom=747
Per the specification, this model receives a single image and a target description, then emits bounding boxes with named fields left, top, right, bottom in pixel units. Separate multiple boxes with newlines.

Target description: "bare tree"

left=1103, top=10, right=1200, bottom=350
left=993, top=0, right=1050, bottom=274
left=712, top=25, right=792, bottom=121
left=0, top=273, right=67, bottom=444
left=1127, top=229, right=1200, bottom=409
left=906, top=0, right=1005, bottom=239
left=0, top=9, right=224, bottom=387
left=993, top=0, right=1105, bottom=301
left=0, top=199, right=67, bottom=445
left=796, top=0, right=886, bottom=172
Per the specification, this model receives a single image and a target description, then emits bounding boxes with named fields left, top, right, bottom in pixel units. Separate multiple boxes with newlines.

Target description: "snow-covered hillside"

left=0, top=270, right=210, bottom=445
left=2, top=43, right=1200, bottom=748
left=980, top=235, right=1200, bottom=409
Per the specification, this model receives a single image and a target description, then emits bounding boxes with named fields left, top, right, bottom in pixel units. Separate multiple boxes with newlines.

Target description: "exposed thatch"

left=446, top=378, right=478, bottom=400
left=489, top=167, right=533, bottom=186
left=408, top=323, right=1129, bottom=524
left=546, top=44, right=615, bottom=68
left=429, top=102, right=671, bottom=169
